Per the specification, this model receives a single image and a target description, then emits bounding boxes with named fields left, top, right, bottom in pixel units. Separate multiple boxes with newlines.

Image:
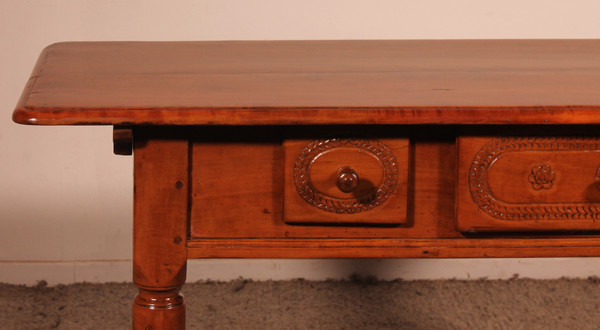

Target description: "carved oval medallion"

left=469, top=137, right=600, bottom=221
left=293, top=138, right=399, bottom=214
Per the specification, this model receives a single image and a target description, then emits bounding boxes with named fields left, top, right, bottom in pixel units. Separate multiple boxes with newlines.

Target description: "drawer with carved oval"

left=457, top=134, right=600, bottom=232
left=283, top=133, right=409, bottom=225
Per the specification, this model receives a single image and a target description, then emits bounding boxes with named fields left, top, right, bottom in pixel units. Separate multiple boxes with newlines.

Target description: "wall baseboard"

left=2, top=258, right=600, bottom=286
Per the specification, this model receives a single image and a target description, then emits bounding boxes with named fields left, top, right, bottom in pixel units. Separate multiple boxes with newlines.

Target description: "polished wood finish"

left=336, top=167, right=360, bottom=193
left=189, top=126, right=458, bottom=239
left=12, top=40, right=600, bottom=126
left=457, top=128, right=600, bottom=232
left=12, top=40, right=600, bottom=330
left=186, top=126, right=600, bottom=259
left=132, top=129, right=188, bottom=330
left=186, top=237, right=600, bottom=259
left=283, top=130, right=409, bottom=224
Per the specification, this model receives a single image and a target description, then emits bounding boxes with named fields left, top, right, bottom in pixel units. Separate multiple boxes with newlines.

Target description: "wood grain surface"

left=189, top=126, right=458, bottom=239
left=132, top=129, right=188, bottom=330
left=457, top=128, right=600, bottom=232
left=283, top=131, right=409, bottom=225
left=15, top=40, right=600, bottom=329
left=186, top=237, right=600, bottom=259
left=13, top=40, right=600, bottom=125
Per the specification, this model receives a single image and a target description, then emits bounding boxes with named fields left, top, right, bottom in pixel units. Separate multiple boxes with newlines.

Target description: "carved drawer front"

left=457, top=135, right=600, bottom=232
left=283, top=135, right=409, bottom=225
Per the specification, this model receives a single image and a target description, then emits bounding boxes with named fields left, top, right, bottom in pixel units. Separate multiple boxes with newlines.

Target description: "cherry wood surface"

left=186, top=126, right=600, bottom=258
left=186, top=237, right=600, bottom=259
left=12, top=40, right=600, bottom=125
left=189, top=126, right=459, bottom=239
left=132, top=129, right=188, bottom=330
left=283, top=132, right=409, bottom=225
left=12, top=40, right=600, bottom=330
left=457, top=131, right=600, bottom=232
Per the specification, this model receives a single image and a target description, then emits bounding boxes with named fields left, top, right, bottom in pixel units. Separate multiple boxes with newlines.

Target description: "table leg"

left=132, top=133, right=189, bottom=330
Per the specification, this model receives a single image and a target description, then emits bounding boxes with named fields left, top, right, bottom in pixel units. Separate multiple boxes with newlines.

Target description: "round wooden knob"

left=336, top=167, right=359, bottom=193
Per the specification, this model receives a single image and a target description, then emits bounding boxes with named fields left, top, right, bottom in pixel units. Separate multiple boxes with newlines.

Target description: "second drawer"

left=457, top=130, right=600, bottom=232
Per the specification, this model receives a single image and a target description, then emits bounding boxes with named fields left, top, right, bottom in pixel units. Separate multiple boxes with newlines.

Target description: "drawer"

left=188, top=126, right=459, bottom=239
left=283, top=131, right=410, bottom=225
left=457, top=132, right=600, bottom=232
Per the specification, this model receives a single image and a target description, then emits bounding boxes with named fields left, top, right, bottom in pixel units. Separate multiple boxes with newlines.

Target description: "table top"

left=12, top=39, right=600, bottom=125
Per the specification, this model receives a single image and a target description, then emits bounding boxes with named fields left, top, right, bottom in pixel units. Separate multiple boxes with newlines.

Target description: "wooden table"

left=13, top=40, right=600, bottom=329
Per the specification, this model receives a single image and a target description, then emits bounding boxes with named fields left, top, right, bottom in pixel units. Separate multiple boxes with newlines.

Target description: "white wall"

left=2, top=0, right=600, bottom=285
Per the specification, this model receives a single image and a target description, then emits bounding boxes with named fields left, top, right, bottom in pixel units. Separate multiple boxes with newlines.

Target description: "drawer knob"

left=336, top=167, right=359, bottom=193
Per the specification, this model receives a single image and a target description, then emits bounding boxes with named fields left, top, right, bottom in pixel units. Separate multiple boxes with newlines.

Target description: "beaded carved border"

left=294, top=138, right=399, bottom=214
left=469, top=137, right=600, bottom=220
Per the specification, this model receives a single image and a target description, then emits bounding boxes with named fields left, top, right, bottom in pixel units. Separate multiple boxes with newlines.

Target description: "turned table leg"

left=132, top=131, right=189, bottom=330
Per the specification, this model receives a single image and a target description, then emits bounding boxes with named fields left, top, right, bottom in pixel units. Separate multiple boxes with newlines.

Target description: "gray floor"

left=1, top=277, right=599, bottom=329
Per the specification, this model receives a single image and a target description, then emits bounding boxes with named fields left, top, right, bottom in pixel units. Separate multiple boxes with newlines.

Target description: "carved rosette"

left=469, top=137, right=600, bottom=221
left=294, top=138, right=399, bottom=214
left=528, top=164, right=555, bottom=190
